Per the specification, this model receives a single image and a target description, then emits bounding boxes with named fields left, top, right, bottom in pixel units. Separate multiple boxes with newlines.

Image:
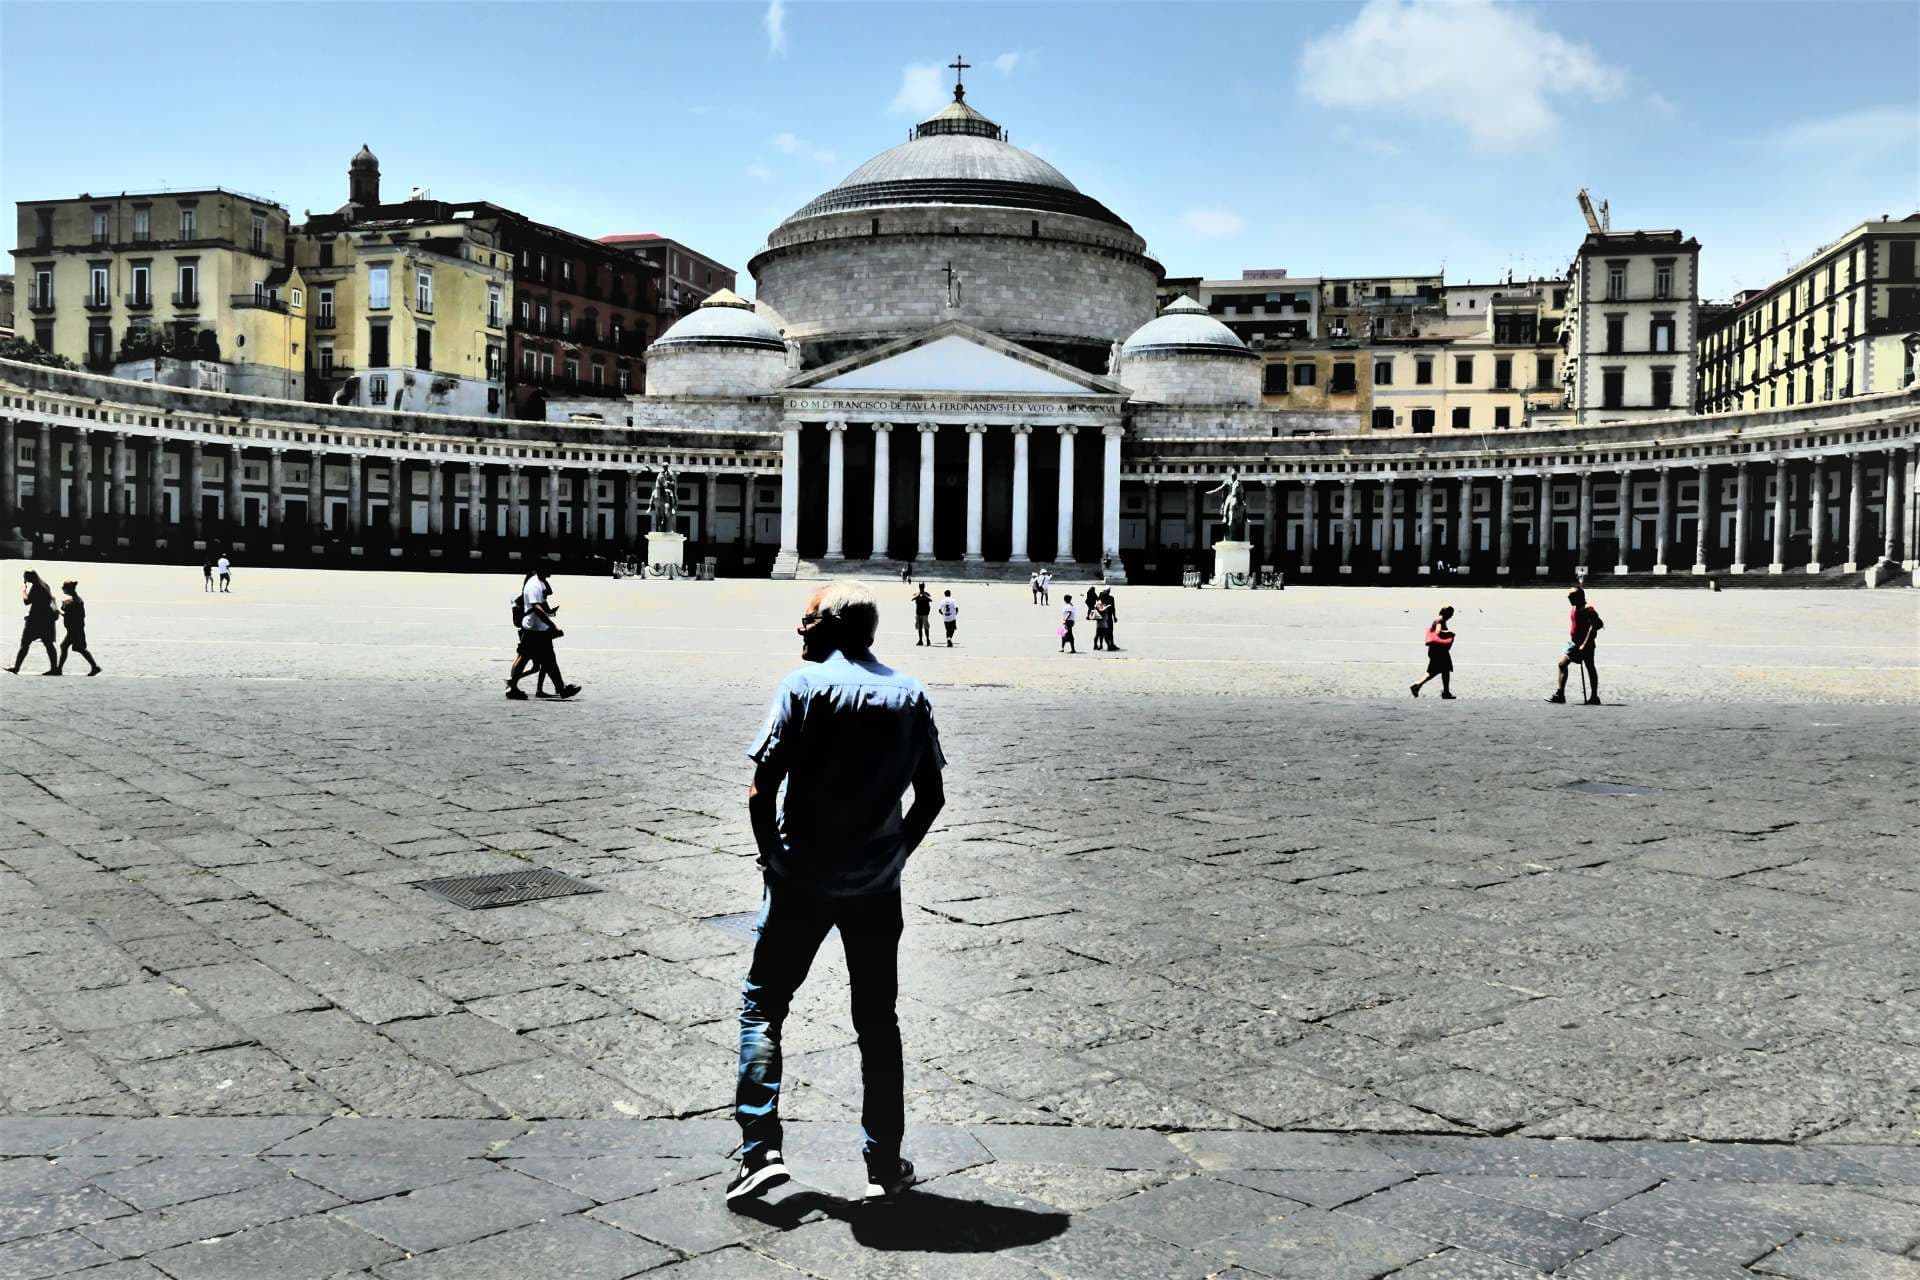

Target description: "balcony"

left=231, top=293, right=288, bottom=313
left=486, top=313, right=504, bottom=331
left=26, top=294, right=56, bottom=313
left=314, top=313, right=337, bottom=330
left=125, top=292, right=154, bottom=310
left=521, top=371, right=623, bottom=396
left=83, top=294, right=113, bottom=312
left=414, top=300, right=434, bottom=316
left=172, top=291, right=200, bottom=308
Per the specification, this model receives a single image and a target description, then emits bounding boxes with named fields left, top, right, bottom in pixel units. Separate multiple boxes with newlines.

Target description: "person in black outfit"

left=910, top=583, right=932, bottom=646
left=57, top=580, right=102, bottom=677
left=7, top=571, right=59, bottom=675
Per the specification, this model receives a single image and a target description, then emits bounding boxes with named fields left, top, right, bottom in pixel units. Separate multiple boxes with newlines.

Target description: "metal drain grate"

left=1563, top=781, right=1656, bottom=797
left=415, top=868, right=603, bottom=910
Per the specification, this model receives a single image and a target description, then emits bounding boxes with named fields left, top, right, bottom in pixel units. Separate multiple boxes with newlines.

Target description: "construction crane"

left=1577, top=189, right=1610, bottom=234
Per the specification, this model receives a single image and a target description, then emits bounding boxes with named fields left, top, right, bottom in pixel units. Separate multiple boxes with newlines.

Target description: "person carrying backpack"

left=1548, top=587, right=1603, bottom=705
left=1410, top=605, right=1456, bottom=699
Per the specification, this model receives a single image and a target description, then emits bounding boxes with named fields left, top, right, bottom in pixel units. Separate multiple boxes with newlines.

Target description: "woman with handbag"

left=6, top=571, right=59, bottom=676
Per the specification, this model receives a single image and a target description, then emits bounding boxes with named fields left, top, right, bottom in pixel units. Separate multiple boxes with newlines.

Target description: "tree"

left=0, top=336, right=78, bottom=370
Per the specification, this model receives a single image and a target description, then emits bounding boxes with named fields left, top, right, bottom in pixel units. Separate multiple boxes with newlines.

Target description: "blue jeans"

left=736, top=877, right=904, bottom=1162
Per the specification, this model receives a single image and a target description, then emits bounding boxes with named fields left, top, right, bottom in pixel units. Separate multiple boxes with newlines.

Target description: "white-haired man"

left=728, top=582, right=946, bottom=1206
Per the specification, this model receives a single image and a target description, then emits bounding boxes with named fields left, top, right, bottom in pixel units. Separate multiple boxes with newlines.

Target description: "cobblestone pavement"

left=0, top=564, right=1915, bottom=1276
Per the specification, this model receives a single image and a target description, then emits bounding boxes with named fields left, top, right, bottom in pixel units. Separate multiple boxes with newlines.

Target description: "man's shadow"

left=736, top=1187, right=1069, bottom=1253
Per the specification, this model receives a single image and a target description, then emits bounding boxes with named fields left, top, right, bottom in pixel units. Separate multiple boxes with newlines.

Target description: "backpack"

left=510, top=592, right=526, bottom=627
left=1586, top=606, right=1604, bottom=632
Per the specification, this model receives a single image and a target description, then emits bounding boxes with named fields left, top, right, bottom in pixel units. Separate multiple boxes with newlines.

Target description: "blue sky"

left=4, top=1, right=1915, bottom=299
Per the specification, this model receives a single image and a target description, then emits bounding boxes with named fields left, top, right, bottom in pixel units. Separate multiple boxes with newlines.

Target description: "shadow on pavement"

left=847, top=1188, right=1070, bottom=1253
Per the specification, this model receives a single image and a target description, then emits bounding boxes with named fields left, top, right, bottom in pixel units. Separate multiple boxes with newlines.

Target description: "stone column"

left=623, top=470, right=640, bottom=545
left=36, top=423, right=55, bottom=520
left=0, top=419, right=14, bottom=527
left=509, top=464, right=527, bottom=540
left=388, top=460, right=406, bottom=540
left=742, top=473, right=758, bottom=547
left=1576, top=471, right=1594, bottom=573
left=1379, top=477, right=1396, bottom=574
left=148, top=438, right=167, bottom=531
left=308, top=451, right=325, bottom=539
left=429, top=461, right=446, bottom=538
left=1769, top=457, right=1789, bottom=573
left=1613, top=468, right=1631, bottom=574
left=1146, top=478, right=1162, bottom=551
left=823, top=421, right=847, bottom=558
left=1498, top=474, right=1514, bottom=574
left=110, top=433, right=128, bottom=521
left=1807, top=457, right=1826, bottom=573
left=1844, top=453, right=1864, bottom=571
left=467, top=463, right=483, bottom=548
left=1652, top=467, right=1671, bottom=574
left=1009, top=425, right=1030, bottom=562
left=584, top=468, right=600, bottom=544
left=1101, top=423, right=1123, bottom=564
left=1186, top=481, right=1201, bottom=550
left=916, top=423, right=936, bottom=560
left=964, top=423, right=987, bottom=562
left=267, top=448, right=286, bottom=538
left=1693, top=463, right=1712, bottom=574
left=1303, top=479, right=1318, bottom=570
left=73, top=429, right=93, bottom=526
left=699, top=471, right=716, bottom=549
left=544, top=465, right=561, bottom=541
left=1054, top=426, right=1076, bottom=564
left=1338, top=479, right=1355, bottom=574
left=1417, top=478, right=1433, bottom=574
left=779, top=422, right=802, bottom=565
left=1903, top=446, right=1919, bottom=569
left=225, top=441, right=243, bottom=533
left=347, top=454, right=364, bottom=537
left=1883, top=450, right=1901, bottom=565
left=871, top=423, right=892, bottom=561
left=1535, top=473, right=1552, bottom=574
left=187, top=440, right=206, bottom=537
left=1454, top=477, right=1473, bottom=572
left=1731, top=461, right=1751, bottom=573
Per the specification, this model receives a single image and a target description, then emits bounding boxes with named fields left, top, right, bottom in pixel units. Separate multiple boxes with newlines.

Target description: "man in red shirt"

left=1548, top=588, right=1602, bottom=704
left=1410, top=605, right=1456, bottom=699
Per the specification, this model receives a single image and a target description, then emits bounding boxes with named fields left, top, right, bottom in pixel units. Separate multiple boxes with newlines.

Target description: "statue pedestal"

left=1213, top=540, right=1252, bottom=588
left=647, top=531, right=687, bottom=578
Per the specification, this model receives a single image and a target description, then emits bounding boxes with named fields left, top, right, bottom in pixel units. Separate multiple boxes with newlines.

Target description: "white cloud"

left=889, top=63, right=948, bottom=116
left=746, top=164, right=775, bottom=181
left=771, top=132, right=836, bottom=166
left=1771, top=106, right=1918, bottom=155
left=994, top=51, right=1024, bottom=75
left=764, top=0, right=786, bottom=56
left=1299, top=0, right=1624, bottom=150
left=1180, top=207, right=1245, bottom=238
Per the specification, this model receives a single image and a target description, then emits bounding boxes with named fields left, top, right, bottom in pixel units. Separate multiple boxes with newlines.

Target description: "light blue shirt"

left=747, top=650, right=945, bottom=898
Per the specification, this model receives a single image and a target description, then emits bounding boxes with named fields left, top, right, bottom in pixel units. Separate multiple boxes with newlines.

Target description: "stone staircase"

left=1586, top=564, right=1905, bottom=590
left=794, top=558, right=1120, bottom=585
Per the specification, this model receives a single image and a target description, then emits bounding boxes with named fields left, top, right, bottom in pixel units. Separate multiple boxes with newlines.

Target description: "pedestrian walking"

left=1548, top=587, right=1603, bottom=705
left=1038, top=569, right=1051, bottom=605
left=1059, top=594, right=1077, bottom=653
left=202, top=559, right=215, bottom=593
left=1410, top=605, right=1455, bottom=699
left=1101, top=588, right=1121, bottom=651
left=1030, top=570, right=1041, bottom=604
left=506, top=570, right=579, bottom=700
left=938, top=590, right=958, bottom=647
left=899, top=562, right=910, bottom=583
left=1087, top=591, right=1108, bottom=650
left=910, top=583, right=932, bottom=646
left=503, top=574, right=556, bottom=698
left=56, top=580, right=102, bottom=677
left=7, top=571, right=59, bottom=675
left=216, top=554, right=232, bottom=593
left=730, top=582, right=945, bottom=1206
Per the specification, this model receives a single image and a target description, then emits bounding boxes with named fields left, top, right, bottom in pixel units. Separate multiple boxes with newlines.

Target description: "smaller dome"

left=1121, top=296, right=1255, bottom=358
left=351, top=144, right=379, bottom=169
left=651, top=290, right=786, bottom=352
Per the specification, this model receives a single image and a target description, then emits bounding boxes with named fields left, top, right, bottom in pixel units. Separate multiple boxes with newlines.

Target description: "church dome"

left=649, top=289, right=786, bottom=352
left=1121, top=296, right=1254, bottom=358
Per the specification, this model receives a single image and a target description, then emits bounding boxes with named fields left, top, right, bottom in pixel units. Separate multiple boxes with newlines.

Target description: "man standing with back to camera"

left=728, top=583, right=946, bottom=1207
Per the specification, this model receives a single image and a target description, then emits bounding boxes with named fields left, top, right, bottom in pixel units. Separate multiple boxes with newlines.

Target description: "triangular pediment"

left=783, top=322, right=1124, bottom=396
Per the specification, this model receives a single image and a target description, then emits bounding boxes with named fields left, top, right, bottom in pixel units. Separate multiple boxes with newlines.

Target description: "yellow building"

left=1699, top=214, right=1920, bottom=414
left=294, top=149, right=510, bottom=415
left=13, top=189, right=303, bottom=397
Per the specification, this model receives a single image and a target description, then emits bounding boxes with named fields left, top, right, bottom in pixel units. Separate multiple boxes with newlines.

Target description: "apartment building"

left=1156, top=271, right=1321, bottom=344
left=598, top=233, right=736, bottom=319
left=1563, top=228, right=1700, bottom=424
left=1698, top=214, right=1920, bottom=414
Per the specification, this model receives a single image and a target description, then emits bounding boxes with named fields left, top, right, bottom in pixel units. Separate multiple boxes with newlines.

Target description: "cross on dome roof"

left=949, top=54, right=970, bottom=101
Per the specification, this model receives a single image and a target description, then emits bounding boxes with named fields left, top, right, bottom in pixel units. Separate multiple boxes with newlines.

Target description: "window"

left=1651, top=366, right=1675, bottom=407
left=537, top=303, right=549, bottom=331
left=1892, top=239, right=1917, bottom=281
left=617, top=367, right=631, bottom=392
left=34, top=208, right=53, bottom=247
left=1370, top=407, right=1394, bottom=430
left=33, top=268, right=52, bottom=308
left=523, top=349, right=536, bottom=374
left=565, top=358, right=579, bottom=382
left=368, top=374, right=388, bottom=405
left=487, top=286, right=502, bottom=328
left=415, top=270, right=433, bottom=313
left=591, top=363, right=605, bottom=386
left=1602, top=367, right=1625, bottom=409
left=318, top=240, right=335, bottom=268
left=538, top=253, right=548, bottom=280
left=486, top=345, right=501, bottom=380
left=1451, top=406, right=1470, bottom=430
left=1411, top=408, right=1435, bottom=434
left=367, top=323, right=390, bottom=368
left=1454, top=356, right=1473, bottom=384
left=561, top=260, right=573, bottom=286
left=1494, top=357, right=1512, bottom=389
left=1605, top=316, right=1624, bottom=354
left=610, top=318, right=623, bottom=347
left=1373, top=360, right=1393, bottom=385
left=1536, top=354, right=1554, bottom=385
left=318, top=345, right=334, bottom=378
left=416, top=326, right=432, bottom=371
left=88, top=325, right=112, bottom=366
left=560, top=306, right=572, bottom=336
left=1654, top=262, right=1672, bottom=299
left=368, top=265, right=390, bottom=309
left=290, top=288, right=302, bottom=309
left=1415, top=359, right=1433, bottom=385
left=250, top=213, right=267, bottom=253
left=89, top=265, right=109, bottom=305
left=1331, top=362, right=1356, bottom=392
left=1293, top=363, right=1316, bottom=387
left=175, top=261, right=197, bottom=305
left=1263, top=363, right=1288, bottom=395
left=1651, top=314, right=1675, bottom=353
left=33, top=321, right=53, bottom=350
left=92, top=209, right=110, bottom=244
left=1332, top=284, right=1349, bottom=307
left=1552, top=287, right=1567, bottom=309
left=1495, top=406, right=1511, bottom=428
left=1606, top=263, right=1626, bottom=301
left=131, top=264, right=150, bottom=305
left=178, top=206, right=197, bottom=238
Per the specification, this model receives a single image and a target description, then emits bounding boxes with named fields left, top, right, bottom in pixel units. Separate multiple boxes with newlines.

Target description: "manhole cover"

left=1563, top=781, right=1656, bottom=797
left=414, top=868, right=603, bottom=910
left=704, top=911, right=761, bottom=938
